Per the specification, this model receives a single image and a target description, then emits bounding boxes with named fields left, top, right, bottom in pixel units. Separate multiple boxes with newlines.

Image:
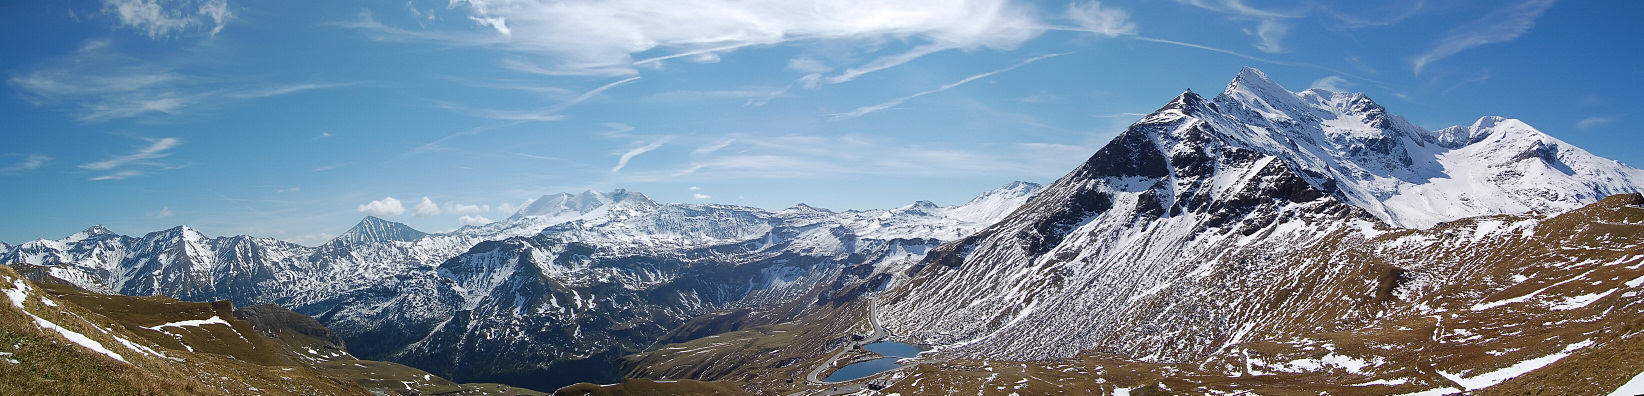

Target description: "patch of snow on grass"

left=112, top=334, right=177, bottom=361
left=1607, top=368, right=1644, bottom=396
left=28, top=311, right=128, bottom=363
left=2, top=277, right=128, bottom=363
left=1438, top=339, right=1593, bottom=390
left=1279, top=352, right=1381, bottom=374
left=1350, top=378, right=1409, bottom=386
left=1392, top=387, right=1461, bottom=396
left=143, top=315, right=231, bottom=330
left=1549, top=289, right=1615, bottom=311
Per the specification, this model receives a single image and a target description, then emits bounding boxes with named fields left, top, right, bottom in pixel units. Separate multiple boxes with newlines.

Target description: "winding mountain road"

left=792, top=298, right=891, bottom=395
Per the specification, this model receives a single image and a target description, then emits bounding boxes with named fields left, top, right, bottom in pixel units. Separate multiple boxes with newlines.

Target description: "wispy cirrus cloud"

left=9, top=39, right=356, bottom=122
left=103, top=0, right=235, bottom=39
left=81, top=137, right=181, bottom=170
left=1309, top=76, right=1353, bottom=92
left=1174, top=0, right=1302, bottom=53
left=1412, top=0, right=1556, bottom=75
left=1577, top=115, right=1621, bottom=131
left=80, top=137, right=183, bottom=180
left=358, top=0, right=1045, bottom=76
left=831, top=53, right=1064, bottom=121
left=1127, top=36, right=1382, bottom=85
left=1064, top=1, right=1137, bottom=37
left=611, top=136, right=675, bottom=173
left=440, top=76, right=638, bottom=122
left=225, top=82, right=357, bottom=99
left=90, top=170, right=145, bottom=181
left=613, top=133, right=1097, bottom=183
left=0, top=154, right=52, bottom=175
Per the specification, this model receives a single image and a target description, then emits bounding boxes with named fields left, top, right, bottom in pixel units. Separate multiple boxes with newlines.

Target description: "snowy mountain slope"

left=1207, top=67, right=1644, bottom=229
left=0, top=181, right=1041, bottom=390
left=876, top=67, right=1644, bottom=365
left=833, top=194, right=1644, bottom=396
left=361, top=184, right=1039, bottom=388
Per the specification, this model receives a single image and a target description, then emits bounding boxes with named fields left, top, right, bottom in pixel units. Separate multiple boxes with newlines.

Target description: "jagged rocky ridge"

left=1, top=183, right=1040, bottom=390
left=877, top=67, right=1644, bottom=367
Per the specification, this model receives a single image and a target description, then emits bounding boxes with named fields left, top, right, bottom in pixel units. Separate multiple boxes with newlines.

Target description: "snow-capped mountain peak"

left=946, top=181, right=1043, bottom=224
left=65, top=225, right=117, bottom=243
left=332, top=216, right=427, bottom=244
left=1146, top=67, right=1644, bottom=229
left=508, top=189, right=660, bottom=221
left=1219, top=67, right=1307, bottom=122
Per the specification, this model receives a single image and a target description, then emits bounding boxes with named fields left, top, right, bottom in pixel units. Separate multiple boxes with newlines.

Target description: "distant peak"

left=162, top=225, right=199, bottom=234
left=1223, top=67, right=1290, bottom=97
left=1236, top=66, right=1269, bottom=80
left=359, top=215, right=393, bottom=225
left=1473, top=115, right=1508, bottom=130
left=334, top=216, right=426, bottom=244
left=65, top=225, right=117, bottom=242
left=1160, top=90, right=1208, bottom=114
left=510, top=188, right=658, bottom=219
left=996, top=181, right=1042, bottom=191
left=784, top=203, right=833, bottom=214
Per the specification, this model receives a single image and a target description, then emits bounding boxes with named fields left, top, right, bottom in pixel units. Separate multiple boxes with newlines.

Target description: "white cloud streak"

left=612, top=136, right=675, bottom=173
left=1174, top=0, right=1300, bottom=54
left=442, top=76, right=637, bottom=122
left=458, top=215, right=494, bottom=226
left=226, top=83, right=354, bottom=99
left=1065, top=1, right=1136, bottom=37
left=357, top=197, right=406, bottom=217
left=614, top=133, right=1098, bottom=184
left=825, top=44, right=952, bottom=85
left=831, top=52, right=1064, bottom=121
left=1246, top=19, right=1290, bottom=53
left=420, top=0, right=1044, bottom=76
left=1127, top=36, right=1383, bottom=85
left=0, top=154, right=51, bottom=175
left=1412, top=0, right=1556, bottom=75
left=10, top=41, right=353, bottom=122
left=1309, top=76, right=1352, bottom=92
left=90, top=170, right=144, bottom=181
left=82, top=138, right=183, bottom=171
left=1577, top=115, right=1620, bottom=131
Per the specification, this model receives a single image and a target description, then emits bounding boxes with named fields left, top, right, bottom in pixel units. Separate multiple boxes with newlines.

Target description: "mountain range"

left=4, top=67, right=1643, bottom=395
left=2, top=183, right=1040, bottom=390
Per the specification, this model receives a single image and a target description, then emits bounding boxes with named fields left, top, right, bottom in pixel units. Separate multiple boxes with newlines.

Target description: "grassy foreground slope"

left=0, top=264, right=546, bottom=395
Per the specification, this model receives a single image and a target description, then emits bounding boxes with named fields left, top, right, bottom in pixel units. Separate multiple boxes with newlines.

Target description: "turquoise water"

left=822, top=341, right=923, bottom=382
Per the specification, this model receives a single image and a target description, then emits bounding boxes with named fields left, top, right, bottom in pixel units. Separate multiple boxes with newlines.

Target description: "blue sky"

left=1, top=0, right=1639, bottom=244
